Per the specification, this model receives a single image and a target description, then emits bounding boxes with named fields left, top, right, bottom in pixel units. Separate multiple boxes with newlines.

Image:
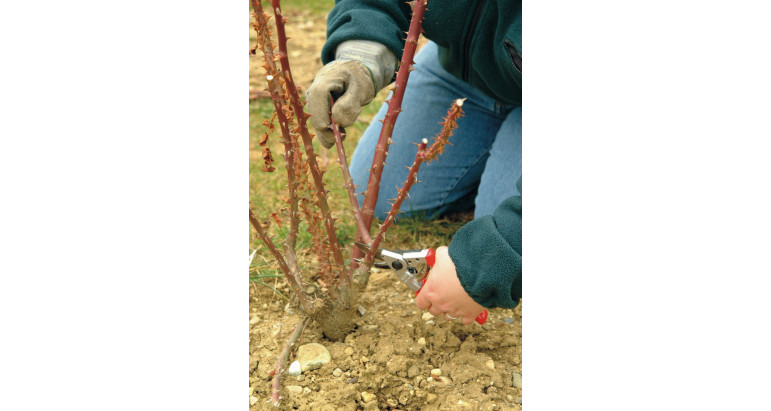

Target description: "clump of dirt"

left=250, top=269, right=522, bottom=410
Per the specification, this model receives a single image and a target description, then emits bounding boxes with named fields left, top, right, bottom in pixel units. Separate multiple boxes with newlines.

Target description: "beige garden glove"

left=306, top=40, right=396, bottom=148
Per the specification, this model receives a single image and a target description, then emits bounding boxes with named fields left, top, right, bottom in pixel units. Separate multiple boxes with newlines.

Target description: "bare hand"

left=414, top=246, right=485, bottom=325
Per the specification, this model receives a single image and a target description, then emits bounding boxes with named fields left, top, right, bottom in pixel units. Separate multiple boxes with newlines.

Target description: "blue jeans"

left=350, top=41, right=521, bottom=220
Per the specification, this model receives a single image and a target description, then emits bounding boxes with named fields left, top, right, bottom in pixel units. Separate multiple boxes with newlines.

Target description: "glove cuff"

left=335, top=40, right=396, bottom=93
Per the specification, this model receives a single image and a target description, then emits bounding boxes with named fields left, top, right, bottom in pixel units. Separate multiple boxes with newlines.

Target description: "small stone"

left=361, top=356, right=368, bottom=363
left=514, top=397, right=522, bottom=404
left=344, top=347, right=355, bottom=356
left=458, top=399, right=470, bottom=406
left=296, top=343, right=331, bottom=372
left=425, top=320, right=435, bottom=326
left=486, top=359, right=495, bottom=370
left=333, top=368, right=343, bottom=377
left=361, top=391, right=377, bottom=403
left=507, top=395, right=514, bottom=402
left=295, top=375, right=305, bottom=381
left=287, top=360, right=301, bottom=376
left=417, top=337, right=426, bottom=345
left=399, top=394, right=409, bottom=405
left=407, top=364, right=419, bottom=378
left=286, top=385, right=303, bottom=394
left=512, top=372, right=522, bottom=388
left=426, top=393, right=437, bottom=403
left=271, top=323, right=282, bottom=337
left=249, top=396, right=258, bottom=406
left=422, top=312, right=434, bottom=321
left=438, top=376, right=453, bottom=385
left=430, top=368, right=442, bottom=377
left=503, top=317, right=514, bottom=324
left=303, top=387, right=311, bottom=394
left=249, top=316, right=259, bottom=325
left=347, top=376, right=359, bottom=384
left=427, top=377, right=434, bottom=383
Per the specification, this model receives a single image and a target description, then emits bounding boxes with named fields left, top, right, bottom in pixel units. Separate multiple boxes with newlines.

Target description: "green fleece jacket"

left=322, top=0, right=522, bottom=106
left=449, top=179, right=521, bottom=308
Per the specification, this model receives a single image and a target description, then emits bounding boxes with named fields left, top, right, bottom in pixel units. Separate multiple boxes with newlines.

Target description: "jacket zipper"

left=463, top=0, right=487, bottom=82
left=504, top=39, right=522, bottom=74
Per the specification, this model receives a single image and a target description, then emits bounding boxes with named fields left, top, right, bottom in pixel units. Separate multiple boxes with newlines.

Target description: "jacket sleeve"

left=448, top=179, right=522, bottom=308
left=321, top=0, right=411, bottom=65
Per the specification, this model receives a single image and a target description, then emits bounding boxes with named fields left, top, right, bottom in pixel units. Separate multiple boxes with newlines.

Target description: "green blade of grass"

left=251, top=280, right=290, bottom=301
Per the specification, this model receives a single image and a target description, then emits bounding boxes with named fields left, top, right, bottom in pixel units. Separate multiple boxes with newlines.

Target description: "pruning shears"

left=355, top=242, right=488, bottom=324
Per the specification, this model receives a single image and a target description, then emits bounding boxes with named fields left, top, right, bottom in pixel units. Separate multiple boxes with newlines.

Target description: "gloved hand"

left=306, top=40, right=396, bottom=149
left=306, top=60, right=375, bottom=148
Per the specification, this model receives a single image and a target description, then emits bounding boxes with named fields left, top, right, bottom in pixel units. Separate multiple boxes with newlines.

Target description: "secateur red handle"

left=416, top=248, right=488, bottom=325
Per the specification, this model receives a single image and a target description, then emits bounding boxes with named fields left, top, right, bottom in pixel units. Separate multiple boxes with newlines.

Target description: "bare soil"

left=249, top=269, right=522, bottom=410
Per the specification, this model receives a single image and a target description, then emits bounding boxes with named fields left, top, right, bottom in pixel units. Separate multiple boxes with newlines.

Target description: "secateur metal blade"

left=354, top=241, right=424, bottom=292
left=353, top=241, right=389, bottom=269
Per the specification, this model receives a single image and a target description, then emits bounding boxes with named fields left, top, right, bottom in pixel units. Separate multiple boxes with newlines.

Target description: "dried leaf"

left=271, top=212, right=282, bottom=228
left=262, top=147, right=275, bottom=172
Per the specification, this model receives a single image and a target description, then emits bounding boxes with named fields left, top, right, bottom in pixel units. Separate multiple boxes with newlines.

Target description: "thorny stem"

left=266, top=80, right=300, bottom=252
left=299, top=198, right=334, bottom=284
left=265, top=80, right=302, bottom=274
left=249, top=208, right=310, bottom=312
left=360, top=0, right=428, bottom=228
left=352, top=0, right=428, bottom=269
left=248, top=208, right=288, bottom=277
left=268, top=0, right=346, bottom=276
left=250, top=0, right=458, bottom=312
left=251, top=0, right=303, bottom=286
left=420, top=98, right=466, bottom=162
left=364, top=98, right=465, bottom=265
left=252, top=0, right=343, bottom=288
left=330, top=105, right=372, bottom=245
left=270, top=317, right=310, bottom=407
left=366, top=139, right=427, bottom=265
